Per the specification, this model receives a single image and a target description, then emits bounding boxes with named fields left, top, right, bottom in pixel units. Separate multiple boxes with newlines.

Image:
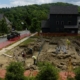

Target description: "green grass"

left=6, top=37, right=36, bottom=54
left=20, top=38, right=35, bottom=45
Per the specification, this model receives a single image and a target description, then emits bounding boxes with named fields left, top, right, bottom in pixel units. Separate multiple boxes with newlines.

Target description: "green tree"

left=36, top=63, right=59, bottom=80
left=74, top=67, right=80, bottom=80
left=5, top=62, right=25, bottom=80
left=29, top=18, right=38, bottom=32
left=0, top=18, right=8, bottom=33
left=36, top=21, right=41, bottom=32
left=0, top=2, right=79, bottom=32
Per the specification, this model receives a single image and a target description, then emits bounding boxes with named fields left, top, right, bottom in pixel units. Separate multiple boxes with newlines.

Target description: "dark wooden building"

left=41, top=6, right=79, bottom=33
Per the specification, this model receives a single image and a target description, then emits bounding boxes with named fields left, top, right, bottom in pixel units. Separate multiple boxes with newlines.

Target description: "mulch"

left=0, top=69, right=38, bottom=79
left=0, top=69, right=75, bottom=80
left=59, top=71, right=75, bottom=80
left=0, top=69, right=6, bottom=78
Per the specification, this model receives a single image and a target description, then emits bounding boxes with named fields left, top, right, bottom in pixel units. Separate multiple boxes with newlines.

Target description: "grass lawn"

left=20, top=38, right=35, bottom=45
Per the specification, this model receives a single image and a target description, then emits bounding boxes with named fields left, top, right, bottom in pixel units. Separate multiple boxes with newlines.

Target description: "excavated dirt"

left=0, top=36, right=80, bottom=71
left=38, top=37, right=80, bottom=70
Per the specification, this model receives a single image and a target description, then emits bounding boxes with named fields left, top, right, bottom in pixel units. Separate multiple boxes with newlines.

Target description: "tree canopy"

left=0, top=2, right=80, bottom=32
left=0, top=18, right=8, bottom=33
left=5, top=62, right=24, bottom=80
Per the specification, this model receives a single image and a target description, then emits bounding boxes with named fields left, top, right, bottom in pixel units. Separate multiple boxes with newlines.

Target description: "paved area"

left=0, top=33, right=30, bottom=50
left=0, top=33, right=37, bottom=55
left=0, top=30, right=29, bottom=43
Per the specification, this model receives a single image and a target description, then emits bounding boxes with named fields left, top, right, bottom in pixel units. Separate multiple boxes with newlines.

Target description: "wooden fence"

left=37, top=33, right=80, bottom=37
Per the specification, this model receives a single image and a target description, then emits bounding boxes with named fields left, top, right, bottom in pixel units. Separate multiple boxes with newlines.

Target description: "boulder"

left=60, top=62, right=65, bottom=65
left=57, top=54, right=64, bottom=59
left=30, top=65, right=39, bottom=70
left=57, top=65, right=62, bottom=69
left=71, top=55, right=76, bottom=59
left=72, top=61, right=80, bottom=66
left=45, top=39, right=50, bottom=42
left=0, top=64, right=3, bottom=67
left=47, top=49, right=55, bottom=53
left=49, top=42, right=58, bottom=45
left=72, top=62, right=77, bottom=66
left=30, top=42, right=35, bottom=45
left=51, top=54, right=56, bottom=57
left=61, top=65, right=67, bottom=70
left=63, top=54, right=71, bottom=59
left=33, top=45, right=40, bottom=51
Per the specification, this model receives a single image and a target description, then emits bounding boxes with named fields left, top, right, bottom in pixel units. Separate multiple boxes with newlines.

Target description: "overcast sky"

left=0, top=0, right=80, bottom=8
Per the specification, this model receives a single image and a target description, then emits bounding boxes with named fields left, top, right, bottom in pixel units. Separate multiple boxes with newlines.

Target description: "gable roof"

left=0, top=14, right=4, bottom=20
left=0, top=14, right=11, bottom=24
left=50, top=6, right=78, bottom=14
left=5, top=17, right=11, bottom=24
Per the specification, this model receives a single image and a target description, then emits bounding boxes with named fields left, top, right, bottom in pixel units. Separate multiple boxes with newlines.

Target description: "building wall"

left=78, top=17, right=80, bottom=30
left=42, top=28, right=50, bottom=33
left=50, top=14, right=78, bottom=33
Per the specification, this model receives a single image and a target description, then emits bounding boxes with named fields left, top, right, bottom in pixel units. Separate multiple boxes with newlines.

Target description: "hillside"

left=0, top=2, right=80, bottom=32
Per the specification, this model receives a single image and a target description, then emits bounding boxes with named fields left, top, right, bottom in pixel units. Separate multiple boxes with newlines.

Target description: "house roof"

left=50, top=6, right=78, bottom=14
left=0, top=14, right=11, bottom=24
left=0, top=14, right=4, bottom=20
left=41, top=20, right=50, bottom=28
left=5, top=17, right=11, bottom=24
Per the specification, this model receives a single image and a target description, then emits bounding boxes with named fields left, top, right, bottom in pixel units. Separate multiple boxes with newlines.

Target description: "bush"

left=67, top=77, right=75, bottom=80
left=25, top=77, right=35, bottom=80
left=37, top=61, right=47, bottom=69
left=5, top=62, right=25, bottom=80
left=74, top=67, right=80, bottom=80
left=36, top=63, right=59, bottom=80
left=0, top=78, right=4, bottom=80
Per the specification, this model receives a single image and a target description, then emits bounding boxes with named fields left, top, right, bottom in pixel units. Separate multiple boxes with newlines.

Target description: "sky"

left=0, top=0, right=80, bottom=8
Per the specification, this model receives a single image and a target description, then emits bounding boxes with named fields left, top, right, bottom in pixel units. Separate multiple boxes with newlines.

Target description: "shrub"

left=25, top=77, right=35, bottom=80
left=74, top=67, right=80, bottom=80
left=0, top=78, right=4, bottom=80
left=67, top=77, right=75, bottom=80
left=5, top=62, right=25, bottom=80
left=37, top=61, right=47, bottom=69
left=36, top=62, right=59, bottom=80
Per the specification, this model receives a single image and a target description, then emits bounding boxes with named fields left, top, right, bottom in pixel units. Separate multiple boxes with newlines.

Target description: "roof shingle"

left=50, top=6, right=78, bottom=14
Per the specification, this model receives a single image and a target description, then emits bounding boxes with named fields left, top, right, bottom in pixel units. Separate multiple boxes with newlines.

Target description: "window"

left=68, top=21, right=71, bottom=25
left=56, top=28, right=59, bottom=31
left=56, top=21, right=59, bottom=25
left=61, top=21, right=64, bottom=25
left=71, top=31, right=75, bottom=33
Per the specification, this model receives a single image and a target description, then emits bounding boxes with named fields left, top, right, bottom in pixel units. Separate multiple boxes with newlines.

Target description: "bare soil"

left=0, top=36, right=80, bottom=71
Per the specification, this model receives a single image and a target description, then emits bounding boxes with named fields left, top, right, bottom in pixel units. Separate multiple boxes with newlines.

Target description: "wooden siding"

left=49, top=14, right=78, bottom=33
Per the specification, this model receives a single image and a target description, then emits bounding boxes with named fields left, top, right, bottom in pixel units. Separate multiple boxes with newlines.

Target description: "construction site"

left=0, top=35, right=80, bottom=73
